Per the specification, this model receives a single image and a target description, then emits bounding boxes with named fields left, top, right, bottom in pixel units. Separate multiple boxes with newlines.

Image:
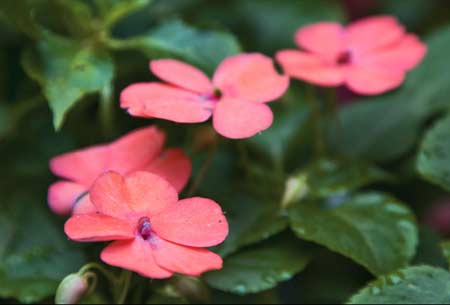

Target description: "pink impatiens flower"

left=276, top=15, right=427, bottom=95
left=48, top=126, right=191, bottom=216
left=65, top=171, right=228, bottom=278
left=120, top=53, right=289, bottom=139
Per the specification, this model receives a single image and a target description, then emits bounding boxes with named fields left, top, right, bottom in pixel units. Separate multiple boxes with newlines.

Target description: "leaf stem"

left=117, top=270, right=132, bottom=305
left=99, top=82, right=115, bottom=137
left=305, top=85, right=326, bottom=156
left=188, top=145, right=218, bottom=196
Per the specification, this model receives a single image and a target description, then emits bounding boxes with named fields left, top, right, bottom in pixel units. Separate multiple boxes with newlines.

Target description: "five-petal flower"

left=276, top=15, right=427, bottom=95
left=65, top=171, right=228, bottom=278
left=48, top=126, right=191, bottom=215
left=120, top=53, right=289, bottom=139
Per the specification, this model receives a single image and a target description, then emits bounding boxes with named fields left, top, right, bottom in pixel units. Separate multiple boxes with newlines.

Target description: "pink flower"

left=48, top=126, right=191, bottom=216
left=276, top=15, right=427, bottom=95
left=120, top=53, right=289, bottom=139
left=65, top=171, right=228, bottom=278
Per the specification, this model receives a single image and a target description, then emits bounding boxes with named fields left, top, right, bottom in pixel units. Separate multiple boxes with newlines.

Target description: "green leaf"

left=111, top=19, right=242, bottom=74
left=94, top=0, right=152, bottom=30
left=348, top=266, right=450, bottom=304
left=22, top=31, right=114, bottom=130
left=204, top=239, right=310, bottom=295
left=440, top=241, right=450, bottom=267
left=417, top=115, right=450, bottom=191
left=303, top=159, right=390, bottom=199
left=331, top=25, right=450, bottom=161
left=236, top=0, right=345, bottom=53
left=289, top=192, right=418, bottom=275
left=0, top=199, right=85, bottom=303
left=0, top=0, right=40, bottom=39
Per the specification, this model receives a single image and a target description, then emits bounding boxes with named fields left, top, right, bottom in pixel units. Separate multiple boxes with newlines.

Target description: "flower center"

left=200, top=88, right=222, bottom=102
left=138, top=217, right=152, bottom=240
left=336, top=50, right=352, bottom=65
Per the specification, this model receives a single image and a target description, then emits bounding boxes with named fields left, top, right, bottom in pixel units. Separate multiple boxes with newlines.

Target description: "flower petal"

left=153, top=197, right=228, bottom=247
left=213, top=53, right=289, bottom=103
left=152, top=237, right=223, bottom=276
left=345, top=65, right=405, bottom=95
left=72, top=195, right=97, bottom=215
left=120, top=83, right=212, bottom=123
left=295, top=22, right=345, bottom=58
left=101, top=239, right=173, bottom=279
left=150, top=59, right=213, bottom=93
left=89, top=172, right=134, bottom=219
left=108, top=126, right=166, bottom=175
left=212, top=98, right=273, bottom=139
left=65, top=214, right=134, bottom=242
left=360, top=34, right=427, bottom=71
left=276, top=50, right=344, bottom=86
left=125, top=171, right=178, bottom=215
left=144, top=148, right=192, bottom=193
left=50, top=146, right=107, bottom=186
left=48, top=181, right=86, bottom=215
left=346, top=15, right=405, bottom=53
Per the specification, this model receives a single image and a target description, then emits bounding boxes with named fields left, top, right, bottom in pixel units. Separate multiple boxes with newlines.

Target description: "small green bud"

left=55, top=273, right=89, bottom=304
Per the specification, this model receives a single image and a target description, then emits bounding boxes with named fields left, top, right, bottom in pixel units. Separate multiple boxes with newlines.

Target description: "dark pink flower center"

left=200, top=88, right=222, bottom=102
left=138, top=217, right=152, bottom=240
left=336, top=50, right=352, bottom=65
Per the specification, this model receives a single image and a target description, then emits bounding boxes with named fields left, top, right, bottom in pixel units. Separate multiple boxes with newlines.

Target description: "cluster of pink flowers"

left=49, top=16, right=426, bottom=279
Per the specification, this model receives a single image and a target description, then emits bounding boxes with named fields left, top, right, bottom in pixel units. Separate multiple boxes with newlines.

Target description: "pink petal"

left=346, top=15, right=405, bottom=53
left=124, top=172, right=178, bottom=215
left=345, top=65, right=405, bottom=95
left=72, top=195, right=97, bottom=215
left=152, top=197, right=228, bottom=247
left=152, top=237, right=223, bottom=276
left=276, top=50, right=344, bottom=86
left=108, top=126, right=166, bottom=175
left=48, top=181, right=86, bottom=215
left=144, top=148, right=192, bottom=193
left=213, top=53, right=289, bottom=103
left=89, top=172, right=134, bottom=219
left=120, top=83, right=212, bottom=123
left=212, top=98, right=273, bottom=139
left=101, top=239, right=173, bottom=279
left=360, top=34, right=427, bottom=71
left=50, top=146, right=107, bottom=186
left=65, top=214, right=134, bottom=242
left=150, top=59, right=213, bottom=93
left=295, top=22, right=345, bottom=58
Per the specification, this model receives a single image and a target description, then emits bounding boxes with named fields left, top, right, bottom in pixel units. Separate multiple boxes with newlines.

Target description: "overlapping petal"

left=345, top=65, right=405, bottom=95
left=101, top=239, right=173, bottom=279
left=152, top=237, right=223, bottom=276
left=150, top=59, right=213, bottom=93
left=125, top=172, right=178, bottom=215
left=276, top=50, right=344, bottom=86
left=295, top=22, right=345, bottom=58
left=65, top=214, right=134, bottom=242
left=144, top=148, right=192, bottom=192
left=213, top=53, right=289, bottom=103
left=120, top=83, right=212, bottom=123
left=48, top=181, right=86, bottom=215
left=153, top=197, right=228, bottom=247
left=213, top=98, right=273, bottom=139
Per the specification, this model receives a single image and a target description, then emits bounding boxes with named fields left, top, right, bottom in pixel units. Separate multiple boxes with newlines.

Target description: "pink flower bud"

left=55, top=273, right=88, bottom=304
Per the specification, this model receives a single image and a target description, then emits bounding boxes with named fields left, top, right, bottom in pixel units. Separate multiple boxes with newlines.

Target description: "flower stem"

left=99, top=82, right=114, bottom=138
left=117, top=271, right=132, bottom=305
left=188, top=145, right=217, bottom=196
left=305, top=85, right=326, bottom=156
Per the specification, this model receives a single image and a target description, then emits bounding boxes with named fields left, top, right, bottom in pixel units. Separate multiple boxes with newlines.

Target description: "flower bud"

left=171, top=276, right=210, bottom=303
left=55, top=273, right=88, bottom=304
left=281, top=174, right=309, bottom=208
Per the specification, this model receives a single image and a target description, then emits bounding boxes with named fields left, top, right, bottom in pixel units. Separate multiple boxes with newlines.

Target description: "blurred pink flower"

left=276, top=15, right=426, bottom=95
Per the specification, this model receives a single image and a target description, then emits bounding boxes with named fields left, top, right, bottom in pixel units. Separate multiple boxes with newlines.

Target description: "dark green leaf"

left=22, top=31, right=114, bottom=129
left=289, top=192, right=418, bottom=275
left=94, top=0, right=152, bottom=30
left=111, top=19, right=241, bottom=74
left=0, top=0, right=40, bottom=39
left=204, top=239, right=310, bottom=295
left=0, top=199, right=85, bottom=303
left=417, top=115, right=450, bottom=191
left=348, top=266, right=450, bottom=304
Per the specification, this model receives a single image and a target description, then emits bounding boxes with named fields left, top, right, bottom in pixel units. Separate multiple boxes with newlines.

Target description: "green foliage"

left=417, top=115, right=450, bottom=191
left=348, top=266, right=450, bottom=304
left=289, top=192, right=418, bottom=275
left=330, top=26, right=450, bottom=161
left=205, top=239, right=310, bottom=295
